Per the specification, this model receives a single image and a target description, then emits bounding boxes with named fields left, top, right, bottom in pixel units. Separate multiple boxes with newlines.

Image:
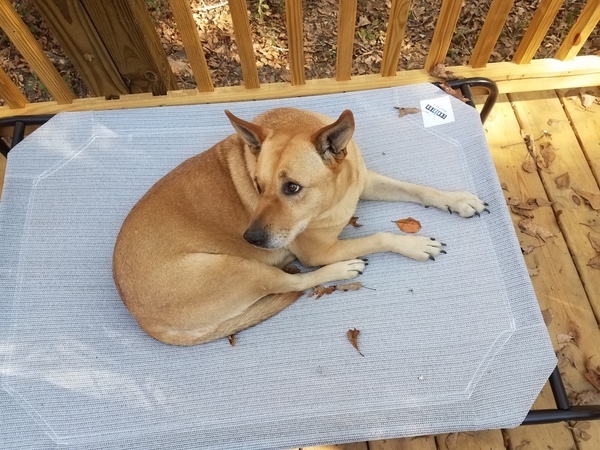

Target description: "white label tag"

left=420, top=96, right=455, bottom=128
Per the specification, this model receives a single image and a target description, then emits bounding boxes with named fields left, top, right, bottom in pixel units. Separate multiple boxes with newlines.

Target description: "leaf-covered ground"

left=1, top=0, right=599, bottom=104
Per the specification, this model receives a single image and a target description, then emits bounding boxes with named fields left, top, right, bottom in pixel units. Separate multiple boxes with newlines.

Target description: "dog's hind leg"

left=361, top=169, right=486, bottom=217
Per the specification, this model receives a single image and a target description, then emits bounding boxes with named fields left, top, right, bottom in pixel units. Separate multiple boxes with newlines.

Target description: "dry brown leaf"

left=581, top=93, right=596, bottom=108
left=283, top=265, right=301, bottom=274
left=444, top=432, right=459, bottom=450
left=535, top=198, right=554, bottom=208
left=557, top=333, right=576, bottom=345
left=573, top=194, right=582, bottom=206
left=541, top=308, right=553, bottom=325
left=540, top=143, right=556, bottom=169
left=522, top=152, right=537, bottom=173
left=228, top=334, right=236, bottom=346
left=500, top=182, right=509, bottom=191
left=555, top=172, right=570, bottom=189
left=528, top=266, right=539, bottom=277
left=348, top=216, right=363, bottom=228
left=569, top=422, right=593, bottom=441
left=438, top=81, right=469, bottom=102
left=347, top=328, right=364, bottom=356
left=335, top=282, right=363, bottom=292
left=518, top=219, right=555, bottom=241
left=588, top=233, right=600, bottom=253
left=547, top=118, right=561, bottom=127
left=584, top=359, right=600, bottom=390
left=308, top=285, right=336, bottom=299
left=394, top=217, right=422, bottom=234
left=571, top=391, right=600, bottom=406
left=516, top=198, right=539, bottom=210
left=588, top=254, right=600, bottom=270
left=429, top=63, right=461, bottom=80
left=557, top=346, right=577, bottom=369
left=396, top=107, right=421, bottom=117
left=506, top=197, right=520, bottom=206
left=521, top=244, right=537, bottom=254
left=573, top=189, right=600, bottom=210
left=511, top=206, right=535, bottom=219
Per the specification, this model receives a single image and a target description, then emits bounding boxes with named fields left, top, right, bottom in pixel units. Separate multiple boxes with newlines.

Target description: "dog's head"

left=225, top=108, right=355, bottom=249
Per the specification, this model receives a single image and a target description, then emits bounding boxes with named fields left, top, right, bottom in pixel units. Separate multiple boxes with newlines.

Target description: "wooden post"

left=336, top=0, right=358, bottom=81
left=228, top=0, right=260, bottom=89
left=0, top=68, right=28, bottom=109
left=424, top=0, right=464, bottom=72
left=285, top=0, right=305, bottom=85
left=555, top=0, right=600, bottom=61
left=169, top=0, right=214, bottom=92
left=32, top=0, right=128, bottom=98
left=513, top=0, right=565, bottom=64
left=0, top=0, right=75, bottom=104
left=469, top=0, right=515, bottom=68
left=80, top=0, right=178, bottom=95
left=380, top=0, right=411, bottom=77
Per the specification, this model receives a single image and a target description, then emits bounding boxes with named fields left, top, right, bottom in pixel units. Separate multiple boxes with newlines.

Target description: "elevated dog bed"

left=0, top=84, right=555, bottom=449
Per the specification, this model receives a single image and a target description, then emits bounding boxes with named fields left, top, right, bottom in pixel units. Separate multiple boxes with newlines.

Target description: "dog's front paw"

left=394, top=235, right=446, bottom=262
left=321, top=259, right=366, bottom=282
left=440, top=191, right=488, bottom=218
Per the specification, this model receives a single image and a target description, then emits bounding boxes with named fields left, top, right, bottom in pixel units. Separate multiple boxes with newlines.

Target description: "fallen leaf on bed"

left=573, top=189, right=600, bottom=210
left=588, top=233, right=600, bottom=253
left=518, top=219, right=555, bottom=241
left=308, top=285, right=336, bottom=299
left=438, top=81, right=469, bottom=102
left=395, top=107, right=420, bottom=117
left=588, top=255, right=600, bottom=270
left=555, top=172, right=570, bottom=189
left=348, top=216, right=363, bottom=227
left=335, top=282, right=363, bottom=292
left=228, top=334, right=236, bottom=346
left=394, top=217, right=421, bottom=233
left=283, top=265, right=301, bottom=274
left=347, top=328, right=364, bottom=357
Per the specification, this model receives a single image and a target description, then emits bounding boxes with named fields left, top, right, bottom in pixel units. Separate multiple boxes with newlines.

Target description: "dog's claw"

left=441, top=242, right=447, bottom=247
left=440, top=250, right=447, bottom=254
left=474, top=211, right=480, bottom=217
left=484, top=202, right=489, bottom=206
left=429, top=255, right=435, bottom=261
left=484, top=208, right=490, bottom=214
left=357, top=271, right=363, bottom=275
left=446, top=206, right=452, bottom=214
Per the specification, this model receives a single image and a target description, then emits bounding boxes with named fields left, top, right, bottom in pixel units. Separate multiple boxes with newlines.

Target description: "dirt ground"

left=0, top=0, right=599, bottom=105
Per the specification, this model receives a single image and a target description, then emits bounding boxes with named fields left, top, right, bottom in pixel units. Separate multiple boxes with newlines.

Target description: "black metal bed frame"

left=1, top=79, right=600, bottom=427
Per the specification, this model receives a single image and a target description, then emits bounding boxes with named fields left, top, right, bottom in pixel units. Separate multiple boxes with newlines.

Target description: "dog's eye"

left=283, top=182, right=302, bottom=196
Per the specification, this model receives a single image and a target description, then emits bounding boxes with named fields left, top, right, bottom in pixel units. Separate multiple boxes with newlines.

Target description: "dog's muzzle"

left=243, top=228, right=270, bottom=248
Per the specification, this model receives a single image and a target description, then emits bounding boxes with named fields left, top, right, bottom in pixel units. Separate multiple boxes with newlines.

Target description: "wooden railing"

left=0, top=0, right=599, bottom=119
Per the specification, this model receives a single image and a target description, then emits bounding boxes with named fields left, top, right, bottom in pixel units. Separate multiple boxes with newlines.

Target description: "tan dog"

left=113, top=108, right=486, bottom=346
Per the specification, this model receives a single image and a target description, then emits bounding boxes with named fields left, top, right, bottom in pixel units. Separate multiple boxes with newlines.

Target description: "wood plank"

left=335, top=0, right=357, bottom=81
left=369, top=436, right=436, bottom=450
left=2, top=56, right=600, bottom=118
left=285, top=0, right=305, bottom=85
left=509, top=90, right=600, bottom=321
left=555, top=0, right=600, bottom=61
left=228, top=0, right=260, bottom=89
left=469, top=0, right=515, bottom=68
left=169, top=0, right=214, bottom=92
left=32, top=0, right=128, bottom=98
left=0, top=68, right=27, bottom=109
left=0, top=0, right=75, bottom=104
left=380, top=0, right=411, bottom=77
left=513, top=0, right=565, bottom=64
left=481, top=94, right=600, bottom=448
left=435, top=430, right=505, bottom=450
left=558, top=87, right=600, bottom=186
left=80, top=0, right=177, bottom=95
left=424, top=0, right=463, bottom=72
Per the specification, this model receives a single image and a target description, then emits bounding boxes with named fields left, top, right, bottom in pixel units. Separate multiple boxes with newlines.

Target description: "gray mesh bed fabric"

left=0, top=84, right=556, bottom=449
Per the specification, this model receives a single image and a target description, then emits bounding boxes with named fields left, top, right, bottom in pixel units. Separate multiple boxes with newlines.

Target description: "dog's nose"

left=243, top=228, right=269, bottom=247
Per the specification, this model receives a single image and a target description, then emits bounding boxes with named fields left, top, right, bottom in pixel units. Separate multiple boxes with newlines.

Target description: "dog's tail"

left=166, top=291, right=304, bottom=346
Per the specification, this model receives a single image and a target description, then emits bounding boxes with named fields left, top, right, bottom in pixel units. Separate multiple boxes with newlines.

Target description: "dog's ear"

left=312, top=110, right=355, bottom=164
left=225, top=110, right=269, bottom=154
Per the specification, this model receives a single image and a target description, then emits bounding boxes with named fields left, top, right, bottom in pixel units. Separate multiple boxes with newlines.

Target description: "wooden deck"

left=301, top=89, right=600, bottom=450
left=0, top=88, right=599, bottom=449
